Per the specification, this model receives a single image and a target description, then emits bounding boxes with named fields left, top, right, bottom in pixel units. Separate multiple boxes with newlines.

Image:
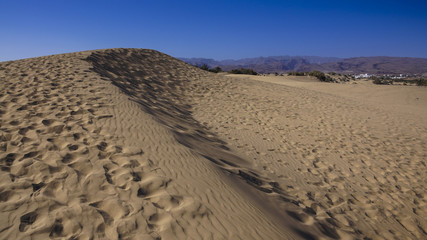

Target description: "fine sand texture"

left=190, top=73, right=427, bottom=239
left=0, top=48, right=426, bottom=239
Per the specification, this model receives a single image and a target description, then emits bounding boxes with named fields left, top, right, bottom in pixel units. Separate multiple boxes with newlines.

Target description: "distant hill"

left=302, top=57, right=427, bottom=74
left=180, top=56, right=427, bottom=75
left=179, top=56, right=341, bottom=73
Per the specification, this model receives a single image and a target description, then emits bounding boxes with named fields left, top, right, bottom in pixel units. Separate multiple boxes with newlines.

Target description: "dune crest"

left=86, top=49, right=337, bottom=239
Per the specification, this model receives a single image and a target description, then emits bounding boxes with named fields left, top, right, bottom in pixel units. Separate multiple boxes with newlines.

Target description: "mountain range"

left=180, top=56, right=427, bottom=75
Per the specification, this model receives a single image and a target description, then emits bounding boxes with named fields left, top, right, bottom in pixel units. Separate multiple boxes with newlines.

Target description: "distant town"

left=195, top=63, right=427, bottom=86
left=354, top=73, right=426, bottom=79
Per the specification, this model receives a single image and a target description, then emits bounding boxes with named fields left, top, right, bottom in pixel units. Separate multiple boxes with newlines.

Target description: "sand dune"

left=0, top=48, right=425, bottom=239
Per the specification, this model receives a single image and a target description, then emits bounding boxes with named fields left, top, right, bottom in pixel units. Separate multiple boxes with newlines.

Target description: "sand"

left=0, top=48, right=425, bottom=239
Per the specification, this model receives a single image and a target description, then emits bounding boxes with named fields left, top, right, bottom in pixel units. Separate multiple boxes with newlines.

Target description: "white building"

left=355, top=73, right=370, bottom=79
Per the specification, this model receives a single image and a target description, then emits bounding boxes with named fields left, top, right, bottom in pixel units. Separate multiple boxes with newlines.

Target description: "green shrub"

left=371, top=76, right=392, bottom=85
left=209, top=66, right=223, bottom=73
left=288, top=71, right=305, bottom=76
left=416, top=78, right=427, bottom=86
left=197, top=64, right=222, bottom=73
left=200, top=64, right=209, bottom=71
left=228, top=68, right=258, bottom=75
left=308, top=71, right=334, bottom=82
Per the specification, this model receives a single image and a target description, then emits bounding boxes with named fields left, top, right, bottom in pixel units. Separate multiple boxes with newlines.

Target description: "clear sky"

left=1, top=0, right=427, bottom=61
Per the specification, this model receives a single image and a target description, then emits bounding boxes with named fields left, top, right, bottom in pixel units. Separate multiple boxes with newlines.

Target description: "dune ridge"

left=85, top=49, right=339, bottom=239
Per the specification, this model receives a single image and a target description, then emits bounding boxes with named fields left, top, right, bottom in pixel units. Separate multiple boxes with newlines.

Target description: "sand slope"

left=0, top=48, right=425, bottom=239
left=190, top=73, right=427, bottom=239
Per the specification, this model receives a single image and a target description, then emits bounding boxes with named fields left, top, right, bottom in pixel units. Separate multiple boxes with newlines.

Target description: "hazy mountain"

left=179, top=56, right=341, bottom=73
left=180, top=56, right=427, bottom=74
left=302, top=57, right=427, bottom=74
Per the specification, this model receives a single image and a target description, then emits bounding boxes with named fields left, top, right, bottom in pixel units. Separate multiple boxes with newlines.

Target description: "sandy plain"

left=0, top=48, right=425, bottom=239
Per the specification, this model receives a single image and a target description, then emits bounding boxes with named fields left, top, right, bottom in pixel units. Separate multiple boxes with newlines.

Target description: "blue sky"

left=1, top=0, right=426, bottom=61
